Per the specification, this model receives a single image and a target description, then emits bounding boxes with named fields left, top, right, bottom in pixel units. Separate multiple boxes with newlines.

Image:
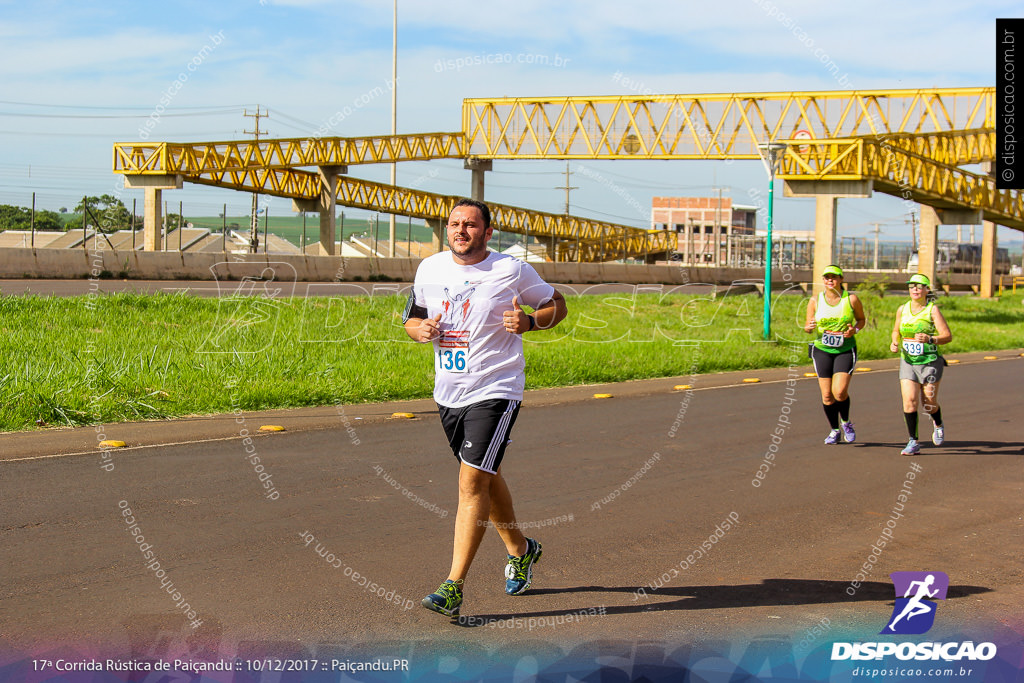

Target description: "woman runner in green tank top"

left=803, top=265, right=867, bottom=445
left=888, top=273, right=952, bottom=455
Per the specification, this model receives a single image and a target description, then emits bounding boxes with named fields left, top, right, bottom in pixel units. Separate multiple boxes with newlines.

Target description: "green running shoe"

left=421, top=579, right=463, bottom=616
left=505, top=537, right=542, bottom=595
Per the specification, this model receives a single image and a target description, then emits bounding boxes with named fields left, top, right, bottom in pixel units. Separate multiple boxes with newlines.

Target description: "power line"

left=0, top=100, right=252, bottom=110
left=0, top=109, right=244, bottom=120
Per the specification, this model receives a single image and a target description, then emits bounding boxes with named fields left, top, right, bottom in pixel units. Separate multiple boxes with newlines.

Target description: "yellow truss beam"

left=463, top=88, right=994, bottom=159
left=113, top=133, right=467, bottom=174
left=112, top=88, right=1020, bottom=257
left=780, top=137, right=1024, bottom=230
left=182, top=168, right=666, bottom=261
left=868, top=129, right=993, bottom=166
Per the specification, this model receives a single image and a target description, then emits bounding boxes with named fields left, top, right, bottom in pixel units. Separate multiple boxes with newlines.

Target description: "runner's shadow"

left=850, top=441, right=1023, bottom=455
left=930, top=442, right=1024, bottom=456
left=453, top=578, right=991, bottom=628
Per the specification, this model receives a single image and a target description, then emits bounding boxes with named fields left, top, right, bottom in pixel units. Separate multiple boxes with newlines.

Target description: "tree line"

left=0, top=196, right=183, bottom=233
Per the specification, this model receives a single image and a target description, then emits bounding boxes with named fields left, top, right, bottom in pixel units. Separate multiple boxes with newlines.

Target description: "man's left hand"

left=502, top=296, right=530, bottom=334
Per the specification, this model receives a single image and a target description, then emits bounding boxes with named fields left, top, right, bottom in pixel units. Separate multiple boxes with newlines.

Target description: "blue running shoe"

left=900, top=439, right=921, bottom=456
left=824, top=429, right=841, bottom=445
left=505, top=537, right=542, bottom=595
left=421, top=579, right=463, bottom=616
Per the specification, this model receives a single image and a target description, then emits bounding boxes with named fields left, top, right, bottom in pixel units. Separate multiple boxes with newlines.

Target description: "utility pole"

left=907, top=211, right=918, bottom=251
left=388, top=0, right=398, bottom=257
left=870, top=222, right=883, bottom=269
left=712, top=184, right=727, bottom=266
left=554, top=161, right=578, bottom=215
left=244, top=107, right=267, bottom=253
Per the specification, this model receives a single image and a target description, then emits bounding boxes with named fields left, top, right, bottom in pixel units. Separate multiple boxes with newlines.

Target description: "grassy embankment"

left=1, top=289, right=1021, bottom=431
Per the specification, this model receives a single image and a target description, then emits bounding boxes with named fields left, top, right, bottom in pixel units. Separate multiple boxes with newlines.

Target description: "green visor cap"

left=906, top=273, right=931, bottom=287
left=821, top=265, right=843, bottom=277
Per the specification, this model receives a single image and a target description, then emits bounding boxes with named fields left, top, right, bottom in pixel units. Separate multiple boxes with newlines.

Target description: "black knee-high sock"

left=928, top=407, right=943, bottom=427
left=904, top=411, right=919, bottom=440
left=823, top=402, right=841, bottom=429
left=836, top=397, right=851, bottom=422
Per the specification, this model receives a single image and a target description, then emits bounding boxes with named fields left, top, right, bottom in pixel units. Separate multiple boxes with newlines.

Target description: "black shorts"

left=437, top=398, right=521, bottom=474
left=809, top=344, right=857, bottom=378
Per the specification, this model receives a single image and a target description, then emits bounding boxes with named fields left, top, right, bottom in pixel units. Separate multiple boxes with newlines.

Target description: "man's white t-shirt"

left=412, top=250, right=555, bottom=408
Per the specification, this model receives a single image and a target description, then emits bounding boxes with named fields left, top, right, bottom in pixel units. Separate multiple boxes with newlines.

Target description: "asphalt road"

left=1, top=351, right=1022, bottom=680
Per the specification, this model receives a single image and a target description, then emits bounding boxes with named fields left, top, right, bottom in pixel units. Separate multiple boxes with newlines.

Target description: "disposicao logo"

left=881, top=571, right=948, bottom=635
left=831, top=571, right=997, bottom=663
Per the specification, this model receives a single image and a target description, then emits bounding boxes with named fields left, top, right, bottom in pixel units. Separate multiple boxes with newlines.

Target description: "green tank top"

left=813, top=290, right=856, bottom=354
left=899, top=301, right=938, bottom=364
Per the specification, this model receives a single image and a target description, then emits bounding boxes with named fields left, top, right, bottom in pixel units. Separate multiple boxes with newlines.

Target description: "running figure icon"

left=887, top=574, right=939, bottom=631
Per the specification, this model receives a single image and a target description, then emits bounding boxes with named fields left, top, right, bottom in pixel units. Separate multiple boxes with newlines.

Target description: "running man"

left=803, top=265, right=867, bottom=445
left=889, top=273, right=951, bottom=456
left=403, top=198, right=567, bottom=617
left=886, top=574, right=940, bottom=632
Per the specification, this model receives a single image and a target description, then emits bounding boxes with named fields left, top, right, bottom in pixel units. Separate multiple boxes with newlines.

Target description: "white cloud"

left=0, top=27, right=220, bottom=78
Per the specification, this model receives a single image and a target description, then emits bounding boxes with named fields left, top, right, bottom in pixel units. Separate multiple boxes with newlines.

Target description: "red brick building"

left=651, top=196, right=758, bottom=264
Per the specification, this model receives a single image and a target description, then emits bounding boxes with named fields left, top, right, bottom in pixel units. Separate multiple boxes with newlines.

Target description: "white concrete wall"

left=6, top=247, right=989, bottom=289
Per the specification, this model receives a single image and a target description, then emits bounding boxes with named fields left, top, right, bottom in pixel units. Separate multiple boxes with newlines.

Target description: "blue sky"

left=0, top=0, right=1019, bottom=246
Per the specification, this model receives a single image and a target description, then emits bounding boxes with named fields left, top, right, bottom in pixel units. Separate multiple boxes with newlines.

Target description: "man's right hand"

left=410, top=313, right=443, bottom=343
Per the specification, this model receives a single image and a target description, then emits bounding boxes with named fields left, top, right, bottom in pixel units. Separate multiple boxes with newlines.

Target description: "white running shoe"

left=932, top=424, right=944, bottom=446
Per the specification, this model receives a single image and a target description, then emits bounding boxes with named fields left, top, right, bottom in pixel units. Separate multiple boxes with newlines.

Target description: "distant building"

left=651, top=196, right=758, bottom=264
left=501, top=243, right=548, bottom=263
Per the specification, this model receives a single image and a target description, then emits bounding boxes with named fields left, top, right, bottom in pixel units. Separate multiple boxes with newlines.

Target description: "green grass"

left=1, top=289, right=1021, bottom=431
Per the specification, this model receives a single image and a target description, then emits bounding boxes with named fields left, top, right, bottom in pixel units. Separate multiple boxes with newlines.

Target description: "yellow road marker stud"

left=390, top=412, right=415, bottom=419
left=673, top=384, right=692, bottom=391
left=259, top=425, right=285, bottom=432
left=593, top=393, right=613, bottom=399
left=984, top=356, right=997, bottom=360
left=855, top=367, right=872, bottom=372
left=947, top=359, right=960, bottom=364
left=803, top=372, right=817, bottom=377
left=98, top=440, right=126, bottom=449
left=742, top=378, right=760, bottom=383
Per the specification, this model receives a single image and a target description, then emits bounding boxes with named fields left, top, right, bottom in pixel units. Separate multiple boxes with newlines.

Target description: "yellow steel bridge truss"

left=113, top=87, right=1021, bottom=260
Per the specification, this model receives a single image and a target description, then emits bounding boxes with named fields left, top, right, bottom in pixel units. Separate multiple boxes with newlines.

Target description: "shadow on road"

left=453, top=578, right=992, bottom=627
left=846, top=441, right=1023, bottom=455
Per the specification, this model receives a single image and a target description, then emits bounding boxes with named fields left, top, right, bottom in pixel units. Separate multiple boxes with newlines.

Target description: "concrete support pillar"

left=918, top=206, right=981, bottom=288
left=318, top=209, right=335, bottom=255
left=123, top=175, right=182, bottom=252
left=783, top=179, right=872, bottom=296
left=464, top=158, right=492, bottom=201
left=537, top=236, right=556, bottom=261
left=317, top=165, right=347, bottom=256
left=917, top=205, right=939, bottom=285
left=979, top=162, right=997, bottom=298
left=143, top=188, right=163, bottom=252
left=980, top=220, right=997, bottom=298
left=811, top=196, right=838, bottom=295
left=292, top=198, right=318, bottom=253
left=426, top=218, right=444, bottom=254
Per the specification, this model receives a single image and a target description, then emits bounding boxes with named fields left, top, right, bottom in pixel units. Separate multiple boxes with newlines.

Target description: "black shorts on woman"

left=809, top=343, right=857, bottom=378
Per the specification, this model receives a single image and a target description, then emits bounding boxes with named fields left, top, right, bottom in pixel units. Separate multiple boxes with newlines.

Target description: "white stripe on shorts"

left=480, top=400, right=520, bottom=473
